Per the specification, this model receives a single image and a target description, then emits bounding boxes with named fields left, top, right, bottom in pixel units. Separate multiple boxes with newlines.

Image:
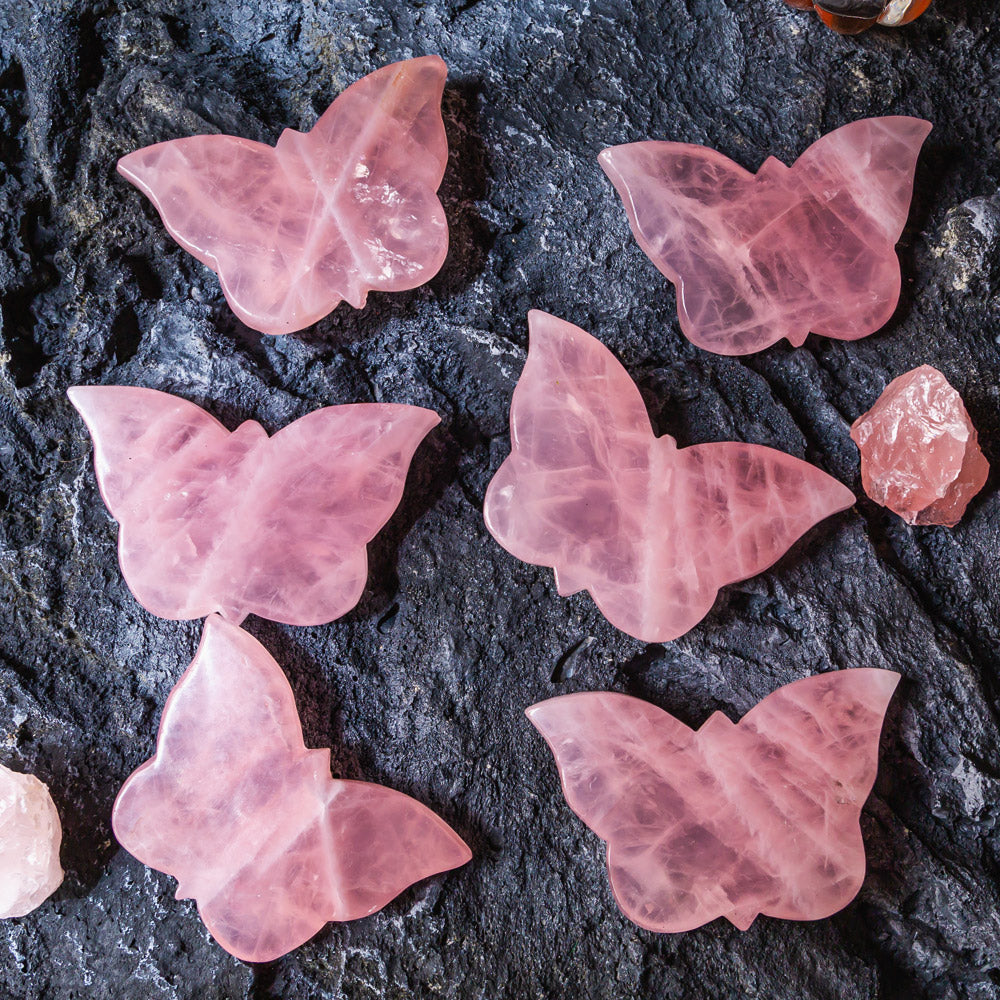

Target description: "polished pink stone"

left=483, top=311, right=855, bottom=643
left=118, top=56, right=449, bottom=335
left=68, top=385, right=439, bottom=625
left=599, top=117, right=931, bottom=355
left=527, top=669, right=899, bottom=932
left=850, top=365, right=989, bottom=526
left=113, top=614, right=471, bottom=963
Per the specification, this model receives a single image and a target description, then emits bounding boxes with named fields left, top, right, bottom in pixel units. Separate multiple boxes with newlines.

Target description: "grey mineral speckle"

left=1, top=1, right=999, bottom=998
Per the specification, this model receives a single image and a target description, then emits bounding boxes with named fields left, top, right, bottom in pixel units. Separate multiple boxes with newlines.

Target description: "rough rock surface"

left=0, top=1, right=997, bottom=998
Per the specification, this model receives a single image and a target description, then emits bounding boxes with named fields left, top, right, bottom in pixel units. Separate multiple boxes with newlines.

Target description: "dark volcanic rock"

left=0, top=1, right=999, bottom=998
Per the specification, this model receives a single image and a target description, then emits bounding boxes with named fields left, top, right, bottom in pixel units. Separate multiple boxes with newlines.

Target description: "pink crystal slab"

left=113, top=614, right=471, bottom=963
left=850, top=365, right=989, bottom=527
left=68, top=385, right=439, bottom=625
left=118, top=56, right=449, bottom=335
left=0, top=763, right=63, bottom=919
left=483, top=311, right=855, bottom=643
left=528, top=669, right=899, bottom=932
left=599, top=117, right=931, bottom=355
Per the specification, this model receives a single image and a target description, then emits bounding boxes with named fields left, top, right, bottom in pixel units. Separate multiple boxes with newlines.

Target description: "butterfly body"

left=69, top=385, right=440, bottom=625
left=600, top=117, right=932, bottom=355
left=114, top=615, right=471, bottom=963
left=528, top=669, right=899, bottom=933
left=118, top=56, right=449, bottom=335
left=484, top=312, right=855, bottom=642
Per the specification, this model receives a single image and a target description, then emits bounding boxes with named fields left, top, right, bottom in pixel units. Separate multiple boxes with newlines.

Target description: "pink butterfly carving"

left=528, top=669, right=899, bottom=932
left=113, top=614, right=471, bottom=962
left=118, top=56, right=450, bottom=335
left=68, top=385, right=439, bottom=626
left=599, top=117, right=932, bottom=355
left=483, top=311, right=855, bottom=643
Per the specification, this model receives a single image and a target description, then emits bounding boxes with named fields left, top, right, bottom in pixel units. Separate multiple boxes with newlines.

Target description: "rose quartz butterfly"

left=600, top=117, right=931, bottom=355
left=483, top=311, right=855, bottom=643
left=69, top=385, right=439, bottom=626
left=528, top=669, right=899, bottom=933
left=118, top=56, right=450, bottom=335
left=114, top=614, right=471, bottom=963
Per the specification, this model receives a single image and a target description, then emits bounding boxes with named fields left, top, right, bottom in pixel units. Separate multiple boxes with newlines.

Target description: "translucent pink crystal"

left=0, top=763, right=63, bottom=919
left=68, top=385, right=439, bottom=625
left=850, top=365, right=989, bottom=527
left=118, top=56, right=449, bottom=335
left=113, top=614, right=471, bottom=963
left=483, top=311, right=855, bottom=642
left=599, top=117, right=931, bottom=355
left=527, top=669, right=899, bottom=932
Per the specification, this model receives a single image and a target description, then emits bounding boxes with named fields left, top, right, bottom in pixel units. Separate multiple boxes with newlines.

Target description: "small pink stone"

left=117, top=56, right=450, bottom=336
left=483, top=311, right=855, bottom=643
left=68, top=385, right=440, bottom=626
left=599, top=117, right=931, bottom=355
left=850, top=365, right=989, bottom=527
left=0, top=764, right=63, bottom=919
left=527, top=669, right=900, bottom=933
left=113, top=615, right=471, bottom=963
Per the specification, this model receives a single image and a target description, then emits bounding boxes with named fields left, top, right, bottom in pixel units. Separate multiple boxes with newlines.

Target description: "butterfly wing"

left=528, top=671, right=898, bottom=933
left=235, top=403, right=441, bottom=626
left=70, top=386, right=439, bottom=624
left=484, top=309, right=657, bottom=601
left=599, top=117, right=930, bottom=354
left=118, top=56, right=449, bottom=335
left=113, top=616, right=469, bottom=963
left=483, top=312, right=853, bottom=643
left=69, top=385, right=247, bottom=620
left=528, top=692, right=727, bottom=933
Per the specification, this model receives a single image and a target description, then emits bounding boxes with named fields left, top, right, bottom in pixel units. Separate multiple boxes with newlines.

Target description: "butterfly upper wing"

left=70, top=386, right=439, bottom=624
left=528, top=672, right=898, bottom=933
left=235, top=403, right=441, bottom=626
left=113, top=615, right=470, bottom=964
left=112, top=615, right=335, bottom=962
left=484, top=309, right=657, bottom=602
left=484, top=312, right=853, bottom=643
left=600, top=117, right=930, bottom=354
left=599, top=142, right=775, bottom=354
left=118, top=56, right=449, bottom=335
left=528, top=692, right=728, bottom=933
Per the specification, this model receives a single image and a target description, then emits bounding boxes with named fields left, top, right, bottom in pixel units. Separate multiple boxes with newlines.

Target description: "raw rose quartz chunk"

left=69, top=385, right=439, bottom=626
left=850, top=365, right=989, bottom=527
left=784, top=0, right=931, bottom=33
left=528, top=669, right=899, bottom=932
left=113, top=615, right=471, bottom=963
left=599, top=117, right=931, bottom=355
left=483, top=311, right=855, bottom=643
left=0, top=763, right=63, bottom=918
left=118, top=56, right=449, bottom=335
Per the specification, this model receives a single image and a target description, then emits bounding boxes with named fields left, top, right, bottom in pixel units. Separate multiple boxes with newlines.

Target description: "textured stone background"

left=0, top=0, right=998, bottom=997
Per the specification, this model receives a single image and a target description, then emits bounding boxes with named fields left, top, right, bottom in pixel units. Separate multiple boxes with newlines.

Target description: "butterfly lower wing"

left=484, top=310, right=657, bottom=605
left=228, top=403, right=440, bottom=626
